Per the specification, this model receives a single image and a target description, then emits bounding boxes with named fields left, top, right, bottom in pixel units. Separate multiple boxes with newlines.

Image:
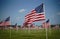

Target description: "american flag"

left=0, top=21, right=4, bottom=26
left=4, top=16, right=10, bottom=26
left=45, top=19, right=50, bottom=28
left=14, top=23, right=18, bottom=30
left=14, top=23, right=17, bottom=28
left=42, top=19, right=50, bottom=28
left=25, top=3, right=45, bottom=24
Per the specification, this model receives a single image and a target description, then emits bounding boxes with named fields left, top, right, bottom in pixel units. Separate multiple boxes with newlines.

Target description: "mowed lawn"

left=0, top=29, right=60, bottom=39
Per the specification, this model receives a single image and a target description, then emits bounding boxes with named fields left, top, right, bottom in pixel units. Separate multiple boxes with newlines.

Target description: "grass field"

left=0, top=29, right=60, bottom=39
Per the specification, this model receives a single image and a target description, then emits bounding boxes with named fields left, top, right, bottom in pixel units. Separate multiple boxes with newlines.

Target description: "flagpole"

left=45, top=22, right=48, bottom=39
left=10, top=26, right=11, bottom=39
left=28, top=24, right=30, bottom=33
left=43, top=3, right=48, bottom=39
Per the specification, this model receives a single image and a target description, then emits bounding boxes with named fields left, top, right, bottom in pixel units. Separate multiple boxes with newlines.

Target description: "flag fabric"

left=14, top=23, right=18, bottom=30
left=0, top=21, right=4, bottom=26
left=15, top=23, right=17, bottom=26
left=23, top=22, right=28, bottom=26
left=42, top=19, right=50, bottom=28
left=42, top=22, right=45, bottom=28
left=4, top=16, right=10, bottom=26
left=14, top=23, right=17, bottom=28
left=5, top=16, right=10, bottom=21
left=46, top=19, right=49, bottom=23
left=45, top=19, right=50, bottom=28
left=15, top=23, right=17, bottom=27
left=25, top=10, right=36, bottom=23
left=25, top=3, right=45, bottom=24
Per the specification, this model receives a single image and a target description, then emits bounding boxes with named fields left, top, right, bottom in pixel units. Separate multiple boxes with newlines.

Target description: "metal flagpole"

left=46, top=27, right=48, bottom=39
left=9, top=21, right=11, bottom=39
left=28, top=24, right=30, bottom=33
left=45, top=22, right=48, bottom=39
left=43, top=3, right=48, bottom=39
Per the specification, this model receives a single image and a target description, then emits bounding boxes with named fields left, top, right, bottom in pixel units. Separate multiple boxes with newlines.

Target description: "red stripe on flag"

left=4, top=21, right=10, bottom=26
left=0, top=22, right=4, bottom=26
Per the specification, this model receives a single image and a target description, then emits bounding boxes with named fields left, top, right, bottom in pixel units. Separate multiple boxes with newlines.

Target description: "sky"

left=0, top=0, right=60, bottom=26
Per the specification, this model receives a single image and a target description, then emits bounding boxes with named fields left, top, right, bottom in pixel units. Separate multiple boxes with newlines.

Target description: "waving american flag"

left=25, top=3, right=45, bottom=24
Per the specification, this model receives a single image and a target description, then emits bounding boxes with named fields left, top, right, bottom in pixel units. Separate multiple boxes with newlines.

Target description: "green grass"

left=0, top=29, right=60, bottom=39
